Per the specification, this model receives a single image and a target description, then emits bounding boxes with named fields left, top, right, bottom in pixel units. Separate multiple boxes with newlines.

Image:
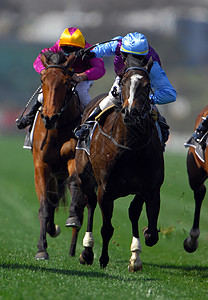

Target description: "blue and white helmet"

left=121, top=32, right=149, bottom=56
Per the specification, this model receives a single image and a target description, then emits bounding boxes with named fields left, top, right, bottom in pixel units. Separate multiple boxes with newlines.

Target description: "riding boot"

left=74, top=106, right=102, bottom=140
left=157, top=111, right=170, bottom=144
left=16, top=101, right=42, bottom=129
left=192, top=116, right=208, bottom=143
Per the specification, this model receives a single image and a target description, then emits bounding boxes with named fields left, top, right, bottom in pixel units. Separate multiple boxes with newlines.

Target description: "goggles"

left=61, top=46, right=81, bottom=56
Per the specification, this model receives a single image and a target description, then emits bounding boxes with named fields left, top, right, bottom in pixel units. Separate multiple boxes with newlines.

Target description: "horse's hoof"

left=79, top=254, right=86, bottom=265
left=65, top=217, right=81, bottom=229
left=183, top=238, right=198, bottom=253
left=50, top=225, right=61, bottom=238
left=128, top=251, right=142, bottom=272
left=99, top=256, right=109, bottom=269
left=143, top=227, right=159, bottom=247
left=35, top=251, right=49, bottom=260
left=79, top=253, right=93, bottom=265
left=128, top=263, right=143, bottom=272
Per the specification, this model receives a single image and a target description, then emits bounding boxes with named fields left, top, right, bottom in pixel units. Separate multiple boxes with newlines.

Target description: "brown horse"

left=32, top=51, right=83, bottom=259
left=184, top=105, right=208, bottom=253
left=75, top=55, right=164, bottom=271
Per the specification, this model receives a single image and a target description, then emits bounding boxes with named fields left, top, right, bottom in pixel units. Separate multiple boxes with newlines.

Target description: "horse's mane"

left=43, top=50, right=67, bottom=65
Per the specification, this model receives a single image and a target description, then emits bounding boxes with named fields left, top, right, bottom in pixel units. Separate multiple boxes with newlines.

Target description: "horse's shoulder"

left=82, top=93, right=108, bottom=120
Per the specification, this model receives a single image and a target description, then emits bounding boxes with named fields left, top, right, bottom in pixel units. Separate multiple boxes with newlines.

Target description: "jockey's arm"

left=91, top=40, right=119, bottom=58
left=149, top=61, right=177, bottom=105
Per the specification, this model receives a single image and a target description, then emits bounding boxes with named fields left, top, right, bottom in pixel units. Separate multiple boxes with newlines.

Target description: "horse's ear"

left=64, top=52, right=77, bottom=69
left=146, top=56, right=153, bottom=73
left=40, top=52, right=49, bottom=68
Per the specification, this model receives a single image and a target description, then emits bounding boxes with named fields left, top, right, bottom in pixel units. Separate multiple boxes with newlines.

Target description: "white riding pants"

left=99, top=76, right=121, bottom=111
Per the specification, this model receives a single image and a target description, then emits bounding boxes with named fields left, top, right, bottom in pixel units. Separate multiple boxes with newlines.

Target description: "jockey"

left=74, top=32, right=177, bottom=144
left=16, top=27, right=106, bottom=129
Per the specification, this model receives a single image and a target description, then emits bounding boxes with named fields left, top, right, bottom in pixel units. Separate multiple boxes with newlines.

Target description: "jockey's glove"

left=72, top=73, right=88, bottom=83
left=76, top=49, right=96, bottom=60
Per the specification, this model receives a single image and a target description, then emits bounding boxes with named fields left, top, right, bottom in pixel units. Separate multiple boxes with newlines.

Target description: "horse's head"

left=120, top=55, right=153, bottom=126
left=40, top=51, right=76, bottom=129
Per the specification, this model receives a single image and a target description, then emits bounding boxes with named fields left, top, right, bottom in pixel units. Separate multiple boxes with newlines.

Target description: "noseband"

left=41, top=64, right=75, bottom=129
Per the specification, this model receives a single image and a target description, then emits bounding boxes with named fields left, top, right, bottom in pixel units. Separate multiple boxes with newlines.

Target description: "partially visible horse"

left=31, top=51, right=84, bottom=259
left=184, top=105, right=208, bottom=253
left=75, top=55, right=164, bottom=271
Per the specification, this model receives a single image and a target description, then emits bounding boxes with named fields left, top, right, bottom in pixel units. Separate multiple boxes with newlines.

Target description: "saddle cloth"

left=23, top=111, right=39, bottom=150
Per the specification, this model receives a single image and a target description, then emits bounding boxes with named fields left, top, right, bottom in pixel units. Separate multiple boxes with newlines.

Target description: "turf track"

left=0, top=135, right=208, bottom=300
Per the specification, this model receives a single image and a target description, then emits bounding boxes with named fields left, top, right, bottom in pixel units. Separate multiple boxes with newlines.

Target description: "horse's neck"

left=65, top=95, right=82, bottom=123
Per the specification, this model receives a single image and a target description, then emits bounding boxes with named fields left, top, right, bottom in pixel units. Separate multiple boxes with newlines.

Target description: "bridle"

left=120, top=66, right=151, bottom=124
left=40, top=64, right=77, bottom=130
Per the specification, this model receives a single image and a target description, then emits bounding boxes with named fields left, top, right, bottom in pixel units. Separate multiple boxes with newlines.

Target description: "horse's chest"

left=41, top=140, right=65, bottom=168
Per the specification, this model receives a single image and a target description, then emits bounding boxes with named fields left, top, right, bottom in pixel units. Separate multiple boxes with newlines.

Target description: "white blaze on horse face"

left=128, top=74, right=143, bottom=112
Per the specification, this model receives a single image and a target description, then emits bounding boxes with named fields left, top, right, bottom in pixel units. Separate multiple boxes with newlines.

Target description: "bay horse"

left=184, top=105, right=208, bottom=253
left=75, top=55, right=164, bottom=271
left=32, top=51, right=83, bottom=259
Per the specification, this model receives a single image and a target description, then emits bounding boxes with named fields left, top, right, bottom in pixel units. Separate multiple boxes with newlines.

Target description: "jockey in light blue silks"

left=74, top=32, right=177, bottom=144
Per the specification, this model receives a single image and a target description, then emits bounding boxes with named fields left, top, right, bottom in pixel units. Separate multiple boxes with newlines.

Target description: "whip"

left=16, top=85, right=42, bottom=122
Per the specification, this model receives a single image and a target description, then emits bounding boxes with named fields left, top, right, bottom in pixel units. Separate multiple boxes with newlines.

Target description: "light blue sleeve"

left=91, top=40, right=119, bottom=58
left=149, top=61, right=177, bottom=105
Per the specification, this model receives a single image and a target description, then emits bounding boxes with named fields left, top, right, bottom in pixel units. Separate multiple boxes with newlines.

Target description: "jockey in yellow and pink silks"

left=17, top=27, right=106, bottom=129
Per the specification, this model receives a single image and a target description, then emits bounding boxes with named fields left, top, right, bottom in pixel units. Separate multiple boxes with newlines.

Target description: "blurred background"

left=1, top=0, right=208, bottom=150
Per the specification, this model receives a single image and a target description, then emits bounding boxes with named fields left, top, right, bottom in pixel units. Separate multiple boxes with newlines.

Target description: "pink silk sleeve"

left=84, top=57, right=106, bottom=81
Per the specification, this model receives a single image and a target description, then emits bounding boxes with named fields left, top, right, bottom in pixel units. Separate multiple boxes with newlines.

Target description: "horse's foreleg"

left=99, top=193, right=114, bottom=269
left=34, top=165, right=50, bottom=260
left=69, top=227, right=79, bottom=257
left=46, top=177, right=61, bottom=238
left=128, top=194, right=144, bottom=272
left=144, top=189, right=160, bottom=247
left=184, top=152, right=207, bottom=253
left=79, top=193, right=97, bottom=265
left=184, top=184, right=206, bottom=253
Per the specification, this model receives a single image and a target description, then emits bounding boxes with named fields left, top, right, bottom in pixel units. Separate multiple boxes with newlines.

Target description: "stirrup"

left=192, top=131, right=207, bottom=144
left=74, top=124, right=90, bottom=141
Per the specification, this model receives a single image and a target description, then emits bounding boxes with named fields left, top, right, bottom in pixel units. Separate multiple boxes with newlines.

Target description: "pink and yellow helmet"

left=59, top=27, right=85, bottom=49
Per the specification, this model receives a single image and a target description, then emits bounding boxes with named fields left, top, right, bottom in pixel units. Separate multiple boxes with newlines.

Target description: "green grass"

left=1, top=134, right=208, bottom=300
